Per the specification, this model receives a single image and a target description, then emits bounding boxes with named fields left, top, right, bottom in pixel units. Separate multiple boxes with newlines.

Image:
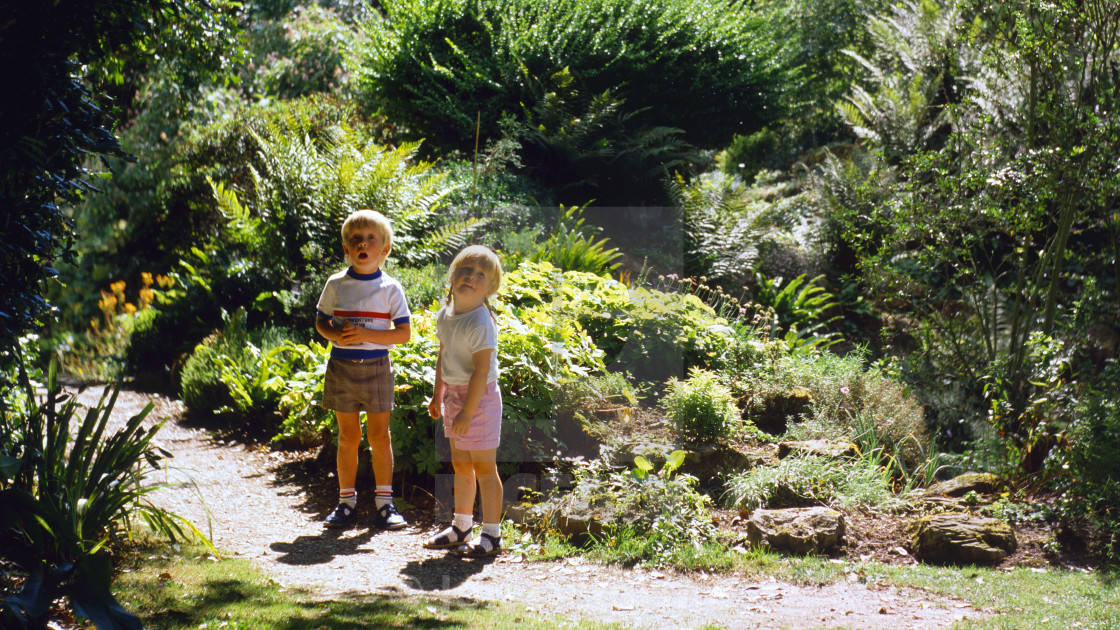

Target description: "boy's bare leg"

left=335, top=411, right=362, bottom=489
left=365, top=411, right=394, bottom=486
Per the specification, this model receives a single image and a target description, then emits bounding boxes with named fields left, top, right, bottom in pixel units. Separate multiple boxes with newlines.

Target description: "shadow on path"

left=269, top=527, right=378, bottom=566
left=399, top=554, right=495, bottom=591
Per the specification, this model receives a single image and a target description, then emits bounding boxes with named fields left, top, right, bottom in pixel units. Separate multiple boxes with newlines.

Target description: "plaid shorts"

left=322, top=356, right=394, bottom=414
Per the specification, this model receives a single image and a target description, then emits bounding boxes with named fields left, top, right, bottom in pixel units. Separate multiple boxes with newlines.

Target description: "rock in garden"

left=745, top=507, right=846, bottom=554
left=678, top=443, right=759, bottom=483
left=926, top=472, right=1007, bottom=497
left=610, top=440, right=759, bottom=484
left=906, top=514, right=1017, bottom=564
left=777, top=439, right=858, bottom=460
left=610, top=439, right=674, bottom=468
left=752, top=387, right=814, bottom=435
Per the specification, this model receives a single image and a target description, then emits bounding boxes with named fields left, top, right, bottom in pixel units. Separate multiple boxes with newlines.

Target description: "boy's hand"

left=427, top=398, right=441, bottom=419
left=335, top=323, right=364, bottom=346
left=451, top=412, right=472, bottom=435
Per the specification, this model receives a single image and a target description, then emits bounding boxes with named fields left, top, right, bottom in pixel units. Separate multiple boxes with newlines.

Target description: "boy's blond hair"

left=341, top=209, right=393, bottom=265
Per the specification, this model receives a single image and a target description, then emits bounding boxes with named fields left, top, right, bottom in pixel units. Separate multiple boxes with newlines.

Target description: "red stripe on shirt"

left=334, top=310, right=390, bottom=319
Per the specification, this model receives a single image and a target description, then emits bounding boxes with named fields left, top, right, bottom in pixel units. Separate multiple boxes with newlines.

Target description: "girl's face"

left=451, top=261, right=493, bottom=312
left=343, top=227, right=390, bottom=273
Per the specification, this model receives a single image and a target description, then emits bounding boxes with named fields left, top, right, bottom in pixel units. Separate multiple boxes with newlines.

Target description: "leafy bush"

left=512, top=79, right=708, bottom=205
left=733, top=350, right=930, bottom=468
left=210, top=103, right=476, bottom=279
left=554, top=372, right=638, bottom=413
left=529, top=205, right=621, bottom=275
left=661, top=368, right=741, bottom=443
left=245, top=4, right=366, bottom=101
left=1060, top=364, right=1120, bottom=562
left=531, top=451, right=719, bottom=567
left=749, top=273, right=841, bottom=351
left=358, top=0, right=783, bottom=149
left=179, top=312, right=309, bottom=432
left=720, top=128, right=780, bottom=184
left=387, top=262, right=450, bottom=314
left=724, top=454, right=897, bottom=511
left=0, top=356, right=209, bottom=629
left=503, top=261, right=735, bottom=380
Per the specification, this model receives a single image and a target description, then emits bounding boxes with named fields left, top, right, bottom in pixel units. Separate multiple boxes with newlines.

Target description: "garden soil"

left=81, top=387, right=987, bottom=629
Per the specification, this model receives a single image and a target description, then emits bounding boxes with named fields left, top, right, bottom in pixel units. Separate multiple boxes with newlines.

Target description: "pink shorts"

left=441, top=381, right=502, bottom=450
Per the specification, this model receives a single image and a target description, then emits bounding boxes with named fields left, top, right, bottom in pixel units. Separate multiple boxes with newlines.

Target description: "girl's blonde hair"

left=341, top=209, right=393, bottom=265
left=445, top=245, right=503, bottom=318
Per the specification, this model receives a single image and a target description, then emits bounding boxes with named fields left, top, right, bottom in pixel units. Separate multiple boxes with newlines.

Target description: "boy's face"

left=343, top=226, right=390, bottom=273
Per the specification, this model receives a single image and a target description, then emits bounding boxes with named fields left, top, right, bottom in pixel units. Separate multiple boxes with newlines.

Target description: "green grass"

left=113, top=538, right=627, bottom=630
left=862, top=562, right=1120, bottom=629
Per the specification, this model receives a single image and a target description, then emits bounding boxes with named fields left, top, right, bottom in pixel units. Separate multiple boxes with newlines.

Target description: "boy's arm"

left=356, top=322, right=410, bottom=345
left=451, top=348, right=494, bottom=434
left=316, top=314, right=341, bottom=343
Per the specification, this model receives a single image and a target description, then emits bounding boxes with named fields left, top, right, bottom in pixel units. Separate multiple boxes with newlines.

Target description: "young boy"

left=316, top=209, right=411, bottom=529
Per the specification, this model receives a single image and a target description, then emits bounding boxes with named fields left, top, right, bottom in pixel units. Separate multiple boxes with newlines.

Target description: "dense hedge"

left=356, top=0, right=785, bottom=153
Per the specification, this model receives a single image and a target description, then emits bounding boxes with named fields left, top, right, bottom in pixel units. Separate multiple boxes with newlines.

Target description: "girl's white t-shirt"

left=436, top=302, right=499, bottom=385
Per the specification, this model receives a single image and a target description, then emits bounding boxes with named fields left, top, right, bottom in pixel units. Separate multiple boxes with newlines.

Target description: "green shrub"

left=554, top=371, right=638, bottom=412
left=749, top=273, right=841, bottom=352
left=356, top=0, right=785, bottom=159
left=0, top=356, right=210, bottom=628
left=246, top=5, right=365, bottom=101
left=179, top=312, right=306, bottom=429
left=720, top=128, right=780, bottom=183
left=1061, top=365, right=1120, bottom=562
left=387, top=262, right=450, bottom=314
left=503, top=261, right=735, bottom=380
left=724, top=454, right=897, bottom=511
left=529, top=451, right=719, bottom=567
left=740, top=350, right=930, bottom=470
left=529, top=205, right=622, bottom=275
left=661, top=368, right=741, bottom=443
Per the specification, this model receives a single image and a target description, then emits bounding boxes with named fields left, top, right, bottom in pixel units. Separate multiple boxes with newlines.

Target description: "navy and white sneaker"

left=373, top=502, right=407, bottom=530
left=324, top=503, right=357, bottom=528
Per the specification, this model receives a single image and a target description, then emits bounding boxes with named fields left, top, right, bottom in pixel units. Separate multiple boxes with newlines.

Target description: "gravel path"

left=79, top=386, right=985, bottom=630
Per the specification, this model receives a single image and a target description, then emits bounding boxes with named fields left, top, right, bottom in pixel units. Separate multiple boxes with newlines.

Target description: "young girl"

left=424, top=245, right=504, bottom=556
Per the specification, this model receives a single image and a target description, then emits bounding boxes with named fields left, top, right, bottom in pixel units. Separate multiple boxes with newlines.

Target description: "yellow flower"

left=141, top=272, right=153, bottom=287
left=124, top=303, right=138, bottom=315
left=110, top=280, right=126, bottom=296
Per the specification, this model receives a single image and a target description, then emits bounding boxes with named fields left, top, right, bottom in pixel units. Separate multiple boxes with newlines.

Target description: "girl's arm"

left=428, top=344, right=445, bottom=419
left=451, top=348, right=494, bottom=435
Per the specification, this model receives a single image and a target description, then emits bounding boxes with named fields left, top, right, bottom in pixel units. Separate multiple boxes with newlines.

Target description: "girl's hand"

left=428, top=397, right=442, bottom=419
left=451, top=411, right=472, bottom=435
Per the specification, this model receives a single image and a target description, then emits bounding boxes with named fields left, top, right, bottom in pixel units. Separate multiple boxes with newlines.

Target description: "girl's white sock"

left=339, top=488, right=357, bottom=508
left=481, top=522, right=500, bottom=538
left=453, top=513, right=473, bottom=532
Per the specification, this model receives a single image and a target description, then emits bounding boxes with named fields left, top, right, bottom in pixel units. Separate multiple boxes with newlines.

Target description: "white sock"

left=375, top=485, right=393, bottom=508
left=453, top=513, right=473, bottom=532
left=481, top=522, right=500, bottom=538
left=339, top=488, right=357, bottom=508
